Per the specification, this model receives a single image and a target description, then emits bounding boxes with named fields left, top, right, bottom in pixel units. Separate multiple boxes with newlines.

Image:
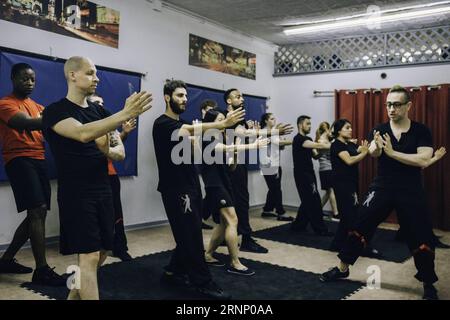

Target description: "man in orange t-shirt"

left=0, top=63, right=66, bottom=286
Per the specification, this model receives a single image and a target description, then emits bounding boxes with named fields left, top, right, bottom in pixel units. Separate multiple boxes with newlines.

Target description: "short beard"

left=170, top=99, right=185, bottom=115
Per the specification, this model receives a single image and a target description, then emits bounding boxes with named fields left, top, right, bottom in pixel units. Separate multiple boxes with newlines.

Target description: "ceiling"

left=162, top=0, right=450, bottom=44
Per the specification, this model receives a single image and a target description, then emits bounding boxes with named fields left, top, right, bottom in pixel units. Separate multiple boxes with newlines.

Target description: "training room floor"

left=1, top=207, right=449, bottom=300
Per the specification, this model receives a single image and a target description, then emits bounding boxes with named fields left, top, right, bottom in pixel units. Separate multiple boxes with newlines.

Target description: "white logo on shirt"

left=311, top=183, right=317, bottom=194
left=353, top=192, right=359, bottom=206
left=363, top=191, right=375, bottom=207
left=181, top=194, right=192, bottom=214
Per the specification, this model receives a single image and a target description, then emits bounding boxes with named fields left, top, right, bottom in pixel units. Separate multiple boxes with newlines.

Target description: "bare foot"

left=230, top=262, right=248, bottom=271
left=205, top=254, right=220, bottom=263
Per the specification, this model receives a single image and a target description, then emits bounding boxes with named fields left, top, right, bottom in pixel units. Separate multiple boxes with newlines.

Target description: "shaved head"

left=64, top=56, right=99, bottom=96
left=64, top=56, right=92, bottom=80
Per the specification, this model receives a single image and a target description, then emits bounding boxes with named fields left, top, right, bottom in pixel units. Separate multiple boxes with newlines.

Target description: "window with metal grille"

left=274, top=26, right=450, bottom=76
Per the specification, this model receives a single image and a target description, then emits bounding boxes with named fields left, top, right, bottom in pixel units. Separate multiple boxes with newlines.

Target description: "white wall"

left=0, top=0, right=276, bottom=246
left=2, top=0, right=448, bottom=246
left=271, top=64, right=450, bottom=209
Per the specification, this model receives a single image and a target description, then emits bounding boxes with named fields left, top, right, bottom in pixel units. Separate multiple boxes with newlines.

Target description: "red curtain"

left=335, top=84, right=450, bottom=230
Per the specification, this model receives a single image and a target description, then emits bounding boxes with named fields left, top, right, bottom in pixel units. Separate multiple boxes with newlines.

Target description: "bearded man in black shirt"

left=153, top=80, right=244, bottom=300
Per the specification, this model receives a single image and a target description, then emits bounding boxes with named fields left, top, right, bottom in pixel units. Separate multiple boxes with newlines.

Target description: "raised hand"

left=224, top=107, right=245, bottom=128
left=358, top=139, right=369, bottom=154
left=122, top=118, right=137, bottom=134
left=373, top=130, right=383, bottom=149
left=275, top=123, right=294, bottom=135
left=246, top=120, right=255, bottom=129
left=434, top=147, right=447, bottom=160
left=123, top=91, right=153, bottom=119
left=381, top=133, right=394, bottom=156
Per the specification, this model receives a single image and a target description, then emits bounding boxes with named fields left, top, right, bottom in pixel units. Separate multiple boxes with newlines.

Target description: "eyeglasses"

left=385, top=101, right=407, bottom=109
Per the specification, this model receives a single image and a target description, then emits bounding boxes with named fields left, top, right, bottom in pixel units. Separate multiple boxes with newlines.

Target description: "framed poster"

left=0, top=0, right=120, bottom=48
left=189, top=34, right=256, bottom=80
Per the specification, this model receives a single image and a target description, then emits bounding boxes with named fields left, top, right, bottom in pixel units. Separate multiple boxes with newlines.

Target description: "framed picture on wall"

left=0, top=0, right=120, bottom=48
left=189, top=34, right=256, bottom=80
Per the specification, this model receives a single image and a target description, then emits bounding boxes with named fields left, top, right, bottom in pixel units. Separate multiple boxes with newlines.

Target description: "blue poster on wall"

left=183, top=84, right=267, bottom=170
left=0, top=48, right=142, bottom=181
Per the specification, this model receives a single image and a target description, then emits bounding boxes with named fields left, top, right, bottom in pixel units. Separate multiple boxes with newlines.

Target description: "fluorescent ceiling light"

left=283, top=2, right=450, bottom=36
left=282, top=1, right=450, bottom=27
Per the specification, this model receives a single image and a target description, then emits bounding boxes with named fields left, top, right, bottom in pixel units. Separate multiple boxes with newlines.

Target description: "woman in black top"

left=202, top=110, right=269, bottom=276
left=329, top=119, right=369, bottom=251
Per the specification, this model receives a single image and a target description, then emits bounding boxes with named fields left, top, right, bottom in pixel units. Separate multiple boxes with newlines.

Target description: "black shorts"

left=319, top=170, right=333, bottom=191
left=205, top=187, right=234, bottom=224
left=57, top=187, right=114, bottom=255
left=5, top=157, right=51, bottom=213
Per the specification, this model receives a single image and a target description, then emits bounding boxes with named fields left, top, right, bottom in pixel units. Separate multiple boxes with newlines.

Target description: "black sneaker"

left=32, top=266, right=68, bottom=287
left=114, top=251, right=133, bottom=262
left=277, top=214, right=294, bottom=222
left=261, top=211, right=277, bottom=218
left=160, top=271, right=191, bottom=287
left=196, top=281, right=231, bottom=300
left=423, top=283, right=439, bottom=300
left=0, top=258, right=33, bottom=274
left=201, top=222, right=214, bottom=230
left=319, top=267, right=350, bottom=282
left=226, top=266, right=255, bottom=276
left=240, top=238, right=268, bottom=254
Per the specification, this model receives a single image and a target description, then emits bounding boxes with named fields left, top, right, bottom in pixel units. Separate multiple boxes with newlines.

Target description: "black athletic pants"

left=161, top=192, right=212, bottom=286
left=330, top=180, right=359, bottom=250
left=292, top=170, right=328, bottom=234
left=338, top=181, right=438, bottom=284
left=262, top=167, right=286, bottom=215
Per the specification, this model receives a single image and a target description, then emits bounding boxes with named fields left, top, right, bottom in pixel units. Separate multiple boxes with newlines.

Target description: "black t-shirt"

left=331, top=139, right=359, bottom=185
left=368, top=121, right=432, bottom=184
left=152, top=114, right=201, bottom=195
left=201, top=136, right=232, bottom=190
left=42, top=98, right=111, bottom=189
left=292, top=133, right=314, bottom=174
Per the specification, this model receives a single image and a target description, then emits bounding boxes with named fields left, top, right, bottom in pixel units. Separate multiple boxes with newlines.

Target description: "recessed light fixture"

left=283, top=1, right=450, bottom=36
